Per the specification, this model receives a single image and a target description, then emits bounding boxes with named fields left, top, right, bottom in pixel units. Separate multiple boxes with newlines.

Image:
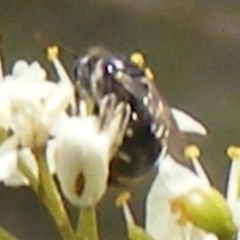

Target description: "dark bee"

left=72, top=47, right=186, bottom=186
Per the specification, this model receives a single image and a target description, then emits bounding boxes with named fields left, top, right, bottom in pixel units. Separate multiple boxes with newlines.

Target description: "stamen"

left=226, top=145, right=240, bottom=207
left=46, top=46, right=76, bottom=114
left=116, top=192, right=134, bottom=225
left=47, top=46, right=72, bottom=86
left=116, top=191, right=131, bottom=207
left=226, top=145, right=240, bottom=160
left=184, top=144, right=200, bottom=159
left=203, top=234, right=219, bottom=240
left=47, top=45, right=59, bottom=61
left=184, top=145, right=210, bottom=186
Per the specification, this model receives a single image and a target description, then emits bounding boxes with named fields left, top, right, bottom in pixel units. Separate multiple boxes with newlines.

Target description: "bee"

left=72, top=47, right=186, bottom=186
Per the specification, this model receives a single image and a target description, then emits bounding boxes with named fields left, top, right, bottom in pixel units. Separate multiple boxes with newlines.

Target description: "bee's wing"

left=147, top=82, right=188, bottom=162
left=118, top=74, right=187, bottom=161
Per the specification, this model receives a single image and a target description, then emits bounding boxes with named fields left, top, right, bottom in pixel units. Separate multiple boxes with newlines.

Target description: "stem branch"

left=76, top=207, right=98, bottom=240
left=35, top=148, right=76, bottom=240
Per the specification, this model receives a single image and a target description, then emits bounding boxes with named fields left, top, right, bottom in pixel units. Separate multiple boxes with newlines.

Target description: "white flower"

left=146, top=146, right=237, bottom=240
left=145, top=111, right=239, bottom=240
left=0, top=136, right=38, bottom=186
left=0, top=59, right=73, bottom=148
left=146, top=155, right=211, bottom=240
left=0, top=47, right=75, bottom=186
left=226, top=146, right=240, bottom=240
left=52, top=95, right=131, bottom=207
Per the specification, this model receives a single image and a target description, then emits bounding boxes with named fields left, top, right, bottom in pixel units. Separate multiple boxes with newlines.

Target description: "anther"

left=184, top=144, right=201, bottom=160
left=227, top=146, right=240, bottom=160
left=130, top=52, right=145, bottom=68
left=116, top=192, right=131, bottom=207
left=47, top=46, right=59, bottom=61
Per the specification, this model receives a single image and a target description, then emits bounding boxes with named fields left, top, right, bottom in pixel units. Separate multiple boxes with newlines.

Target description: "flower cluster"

left=0, top=46, right=239, bottom=240
left=0, top=46, right=133, bottom=240
left=0, top=51, right=74, bottom=186
left=117, top=145, right=240, bottom=240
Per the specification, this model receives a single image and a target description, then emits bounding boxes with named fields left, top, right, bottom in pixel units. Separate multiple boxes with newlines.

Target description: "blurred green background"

left=1, top=0, right=240, bottom=239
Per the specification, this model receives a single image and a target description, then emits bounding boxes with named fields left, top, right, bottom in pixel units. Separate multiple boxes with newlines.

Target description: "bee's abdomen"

left=108, top=120, right=161, bottom=186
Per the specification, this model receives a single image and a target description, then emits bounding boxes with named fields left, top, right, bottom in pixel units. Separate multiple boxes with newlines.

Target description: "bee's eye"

left=102, top=62, right=118, bottom=79
left=102, top=58, right=124, bottom=78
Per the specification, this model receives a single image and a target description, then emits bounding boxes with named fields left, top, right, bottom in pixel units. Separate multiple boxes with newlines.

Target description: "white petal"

left=50, top=112, right=69, bottom=136
left=146, top=173, right=184, bottom=240
left=0, top=80, right=70, bottom=148
left=0, top=80, right=57, bottom=108
left=203, top=234, right=219, bottom=240
left=0, top=137, right=34, bottom=186
left=46, top=139, right=57, bottom=175
left=11, top=60, right=47, bottom=82
left=158, top=155, right=205, bottom=197
left=0, top=135, right=18, bottom=155
left=146, top=155, right=207, bottom=240
left=9, top=99, right=45, bottom=148
left=55, top=116, right=110, bottom=207
left=28, top=62, right=47, bottom=81
left=18, top=148, right=38, bottom=181
left=171, top=108, right=208, bottom=135
left=0, top=150, right=18, bottom=182
left=2, top=75, right=15, bottom=82
left=0, top=95, right=11, bottom=130
left=41, top=85, right=73, bottom=131
left=12, top=60, right=29, bottom=78
left=3, top=173, right=29, bottom=186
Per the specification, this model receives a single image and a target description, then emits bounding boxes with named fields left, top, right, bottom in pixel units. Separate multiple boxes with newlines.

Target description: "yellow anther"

left=130, top=52, right=145, bottom=68
left=184, top=144, right=201, bottom=160
left=144, top=67, right=154, bottom=81
left=47, top=46, right=59, bottom=61
left=227, top=145, right=240, bottom=160
left=115, top=192, right=131, bottom=207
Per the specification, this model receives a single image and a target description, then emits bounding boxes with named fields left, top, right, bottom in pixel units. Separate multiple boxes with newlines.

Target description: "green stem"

left=34, top=148, right=76, bottom=240
left=76, top=207, right=98, bottom=240
left=0, top=226, right=20, bottom=240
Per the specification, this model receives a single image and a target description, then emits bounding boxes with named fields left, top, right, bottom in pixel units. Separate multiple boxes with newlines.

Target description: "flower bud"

left=171, top=187, right=237, bottom=240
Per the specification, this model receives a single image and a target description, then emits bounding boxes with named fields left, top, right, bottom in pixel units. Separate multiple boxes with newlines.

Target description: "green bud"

left=172, top=187, right=237, bottom=240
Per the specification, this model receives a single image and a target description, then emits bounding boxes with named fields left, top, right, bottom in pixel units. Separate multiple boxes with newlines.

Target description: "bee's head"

left=72, top=47, right=106, bottom=97
left=73, top=47, right=148, bottom=102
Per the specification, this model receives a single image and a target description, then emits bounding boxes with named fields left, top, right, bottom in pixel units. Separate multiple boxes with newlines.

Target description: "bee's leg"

left=108, top=103, right=131, bottom=160
left=98, top=93, right=117, bottom=131
left=97, top=93, right=131, bottom=159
